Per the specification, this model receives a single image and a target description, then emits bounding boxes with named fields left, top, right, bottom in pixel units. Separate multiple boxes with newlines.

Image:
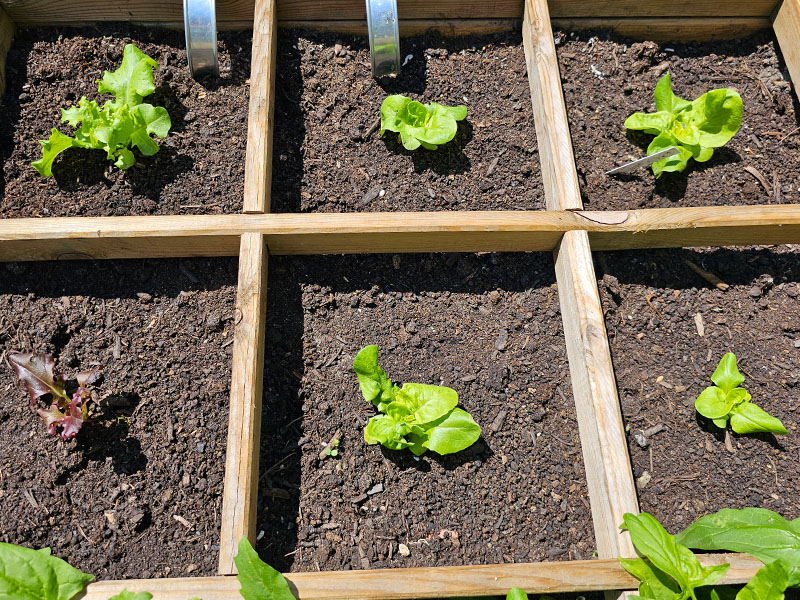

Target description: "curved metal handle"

left=184, top=0, right=219, bottom=78
left=365, top=0, right=400, bottom=77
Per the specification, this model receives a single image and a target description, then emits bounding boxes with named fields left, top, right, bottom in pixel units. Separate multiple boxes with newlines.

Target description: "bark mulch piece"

left=557, top=30, right=800, bottom=210
left=271, top=30, right=544, bottom=213
left=1, top=24, right=251, bottom=217
left=256, top=252, right=593, bottom=572
left=0, top=258, right=237, bottom=578
left=596, top=247, right=800, bottom=533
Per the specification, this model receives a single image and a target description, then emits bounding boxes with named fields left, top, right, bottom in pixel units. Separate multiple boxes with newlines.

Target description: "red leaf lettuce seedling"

left=7, top=351, right=101, bottom=440
left=625, top=73, right=742, bottom=178
left=32, top=43, right=172, bottom=177
left=380, top=94, right=467, bottom=150
left=695, top=352, right=786, bottom=436
left=353, top=345, right=481, bottom=456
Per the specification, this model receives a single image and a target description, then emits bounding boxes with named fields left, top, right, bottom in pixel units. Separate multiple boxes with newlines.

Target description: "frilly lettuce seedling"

left=353, top=345, right=481, bottom=456
left=7, top=351, right=102, bottom=440
left=32, top=43, right=172, bottom=177
left=695, top=352, right=786, bottom=435
left=625, top=72, right=742, bottom=178
left=380, top=94, right=467, bottom=151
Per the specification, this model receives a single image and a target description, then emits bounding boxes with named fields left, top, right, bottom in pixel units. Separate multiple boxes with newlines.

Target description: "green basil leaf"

left=423, top=407, right=481, bottom=455
left=353, top=345, right=396, bottom=408
left=729, top=402, right=787, bottom=435
left=233, top=537, right=296, bottom=600
left=0, top=542, right=94, bottom=600
left=619, top=557, right=681, bottom=600
left=696, top=386, right=735, bottom=420
left=506, top=589, right=529, bottom=600
left=397, top=383, right=458, bottom=425
left=711, top=353, right=745, bottom=392
left=736, top=560, right=790, bottom=600
left=677, top=508, right=800, bottom=587
left=107, top=590, right=153, bottom=600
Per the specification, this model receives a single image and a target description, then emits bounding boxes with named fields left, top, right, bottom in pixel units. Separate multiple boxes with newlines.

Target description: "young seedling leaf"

left=354, top=346, right=481, bottom=456
left=234, top=538, right=296, bottom=600
left=676, top=508, right=800, bottom=586
left=694, top=353, right=785, bottom=436
left=7, top=352, right=66, bottom=406
left=625, top=73, right=742, bottom=177
left=106, top=590, right=153, bottom=600
left=506, top=589, right=529, bottom=600
left=380, top=94, right=466, bottom=151
left=0, top=542, right=94, bottom=600
left=735, top=560, right=790, bottom=600
left=32, top=43, right=171, bottom=176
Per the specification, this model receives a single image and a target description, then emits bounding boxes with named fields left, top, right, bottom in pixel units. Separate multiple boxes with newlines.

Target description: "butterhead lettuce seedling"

left=32, top=43, right=172, bottom=177
left=695, top=352, right=786, bottom=435
left=353, top=345, right=481, bottom=455
left=380, top=94, right=467, bottom=150
left=625, top=72, right=742, bottom=177
left=8, top=351, right=101, bottom=440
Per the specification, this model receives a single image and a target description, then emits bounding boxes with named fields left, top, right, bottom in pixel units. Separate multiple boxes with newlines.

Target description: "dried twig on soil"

left=743, top=165, right=772, bottom=195
left=780, top=125, right=800, bottom=143
left=685, top=259, right=729, bottom=291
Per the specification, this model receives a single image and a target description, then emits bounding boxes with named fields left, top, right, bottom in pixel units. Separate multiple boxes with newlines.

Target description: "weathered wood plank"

left=218, top=233, right=269, bottom=574
left=549, top=0, right=779, bottom=17
left=773, top=0, right=800, bottom=103
left=278, top=18, right=520, bottom=36
left=243, top=0, right=276, bottom=213
left=551, top=16, right=771, bottom=41
left=0, top=6, right=14, bottom=99
left=80, top=554, right=763, bottom=600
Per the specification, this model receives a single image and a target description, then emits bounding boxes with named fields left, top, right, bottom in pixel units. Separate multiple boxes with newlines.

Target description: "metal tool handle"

left=365, top=0, right=401, bottom=77
left=184, top=0, right=219, bottom=78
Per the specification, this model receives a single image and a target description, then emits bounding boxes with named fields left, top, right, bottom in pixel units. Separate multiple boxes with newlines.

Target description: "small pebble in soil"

left=367, top=483, right=384, bottom=496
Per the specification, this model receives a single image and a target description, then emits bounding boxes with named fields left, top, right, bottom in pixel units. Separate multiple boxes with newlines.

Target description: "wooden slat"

left=0, top=211, right=576, bottom=261
left=773, top=0, right=800, bottom=102
left=80, top=554, right=762, bottom=600
left=278, top=19, right=520, bottom=36
left=551, top=17, right=771, bottom=41
left=243, top=0, right=276, bottom=213
left=3, top=207, right=800, bottom=262
left=554, top=231, right=639, bottom=559
left=0, top=5, right=14, bottom=99
left=523, top=0, right=582, bottom=211
left=218, top=232, right=269, bottom=574
left=548, top=0, right=778, bottom=17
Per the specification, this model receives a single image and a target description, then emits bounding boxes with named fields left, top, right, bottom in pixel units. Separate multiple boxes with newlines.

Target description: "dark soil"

left=255, top=252, right=594, bottom=572
left=0, top=258, right=236, bottom=578
left=596, top=246, right=800, bottom=534
left=557, top=31, right=800, bottom=210
left=0, top=25, right=250, bottom=217
left=271, top=31, right=544, bottom=213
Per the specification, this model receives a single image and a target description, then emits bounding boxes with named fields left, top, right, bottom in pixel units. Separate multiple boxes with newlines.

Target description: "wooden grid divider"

left=218, top=0, right=277, bottom=575
left=0, top=1, right=799, bottom=598
left=0, top=5, right=14, bottom=98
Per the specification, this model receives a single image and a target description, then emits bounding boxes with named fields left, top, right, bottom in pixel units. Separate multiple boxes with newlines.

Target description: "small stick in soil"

left=743, top=165, right=772, bottom=196
left=774, top=172, right=781, bottom=204
left=642, top=423, right=665, bottom=438
left=319, top=428, right=343, bottom=460
left=685, top=259, right=729, bottom=291
left=364, top=118, right=381, bottom=140
left=780, top=125, right=800, bottom=143
left=490, top=410, right=508, bottom=433
left=724, top=429, right=736, bottom=454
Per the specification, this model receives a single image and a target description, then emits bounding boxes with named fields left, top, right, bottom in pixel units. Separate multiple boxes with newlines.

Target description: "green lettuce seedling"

left=380, top=95, right=467, bottom=151
left=32, top=43, right=172, bottom=177
left=695, top=353, right=786, bottom=436
left=234, top=537, right=295, bottom=600
left=625, top=73, right=742, bottom=178
left=353, top=345, right=481, bottom=456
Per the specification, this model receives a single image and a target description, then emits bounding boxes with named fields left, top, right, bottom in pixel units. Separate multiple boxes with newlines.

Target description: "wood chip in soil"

left=1, top=25, right=250, bottom=217
left=271, top=30, right=544, bottom=213
left=596, top=247, right=800, bottom=533
left=0, top=258, right=236, bottom=578
left=557, top=30, right=800, bottom=210
left=256, top=252, right=593, bottom=572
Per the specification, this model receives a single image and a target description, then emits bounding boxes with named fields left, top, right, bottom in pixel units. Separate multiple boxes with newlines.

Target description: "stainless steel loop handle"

left=184, top=0, right=219, bottom=78
left=365, top=0, right=401, bottom=77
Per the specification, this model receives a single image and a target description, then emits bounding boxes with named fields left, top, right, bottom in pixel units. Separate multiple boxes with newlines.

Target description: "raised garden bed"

left=257, top=252, right=593, bottom=571
left=270, top=30, right=544, bottom=213
left=596, top=247, right=800, bottom=530
left=0, top=25, right=250, bottom=217
left=0, top=257, right=237, bottom=578
left=557, top=31, right=800, bottom=210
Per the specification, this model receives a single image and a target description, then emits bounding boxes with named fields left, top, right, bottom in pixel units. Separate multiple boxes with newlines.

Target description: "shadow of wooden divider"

left=0, top=6, right=14, bottom=98
left=79, top=553, right=763, bottom=599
